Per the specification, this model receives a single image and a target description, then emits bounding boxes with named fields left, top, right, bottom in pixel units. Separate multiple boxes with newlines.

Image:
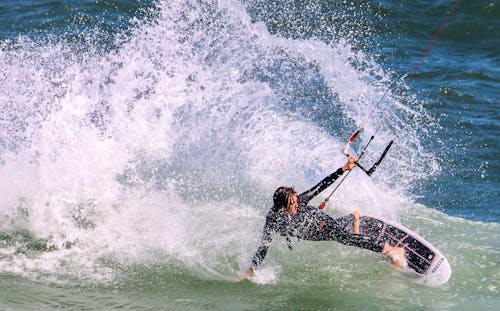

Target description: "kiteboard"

left=357, top=215, right=451, bottom=286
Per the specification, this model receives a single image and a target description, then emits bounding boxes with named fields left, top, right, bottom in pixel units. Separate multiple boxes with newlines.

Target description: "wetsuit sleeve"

left=250, top=216, right=275, bottom=269
left=298, top=168, right=344, bottom=203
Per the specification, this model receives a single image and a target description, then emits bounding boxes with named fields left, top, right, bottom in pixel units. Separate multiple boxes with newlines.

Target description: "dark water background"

left=1, top=0, right=496, bottom=221
left=243, top=0, right=499, bottom=222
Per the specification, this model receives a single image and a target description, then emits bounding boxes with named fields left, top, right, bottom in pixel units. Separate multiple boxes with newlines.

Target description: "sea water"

left=0, top=0, right=498, bottom=310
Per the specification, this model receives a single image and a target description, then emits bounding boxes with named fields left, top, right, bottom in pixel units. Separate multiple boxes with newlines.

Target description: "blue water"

left=2, top=0, right=496, bottom=222
left=0, top=0, right=498, bottom=310
left=245, top=0, right=499, bottom=222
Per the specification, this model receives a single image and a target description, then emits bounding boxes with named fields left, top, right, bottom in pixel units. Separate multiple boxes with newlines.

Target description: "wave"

left=0, top=0, right=448, bottom=284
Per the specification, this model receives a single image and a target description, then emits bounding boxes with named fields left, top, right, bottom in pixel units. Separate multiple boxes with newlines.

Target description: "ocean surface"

left=0, top=0, right=498, bottom=310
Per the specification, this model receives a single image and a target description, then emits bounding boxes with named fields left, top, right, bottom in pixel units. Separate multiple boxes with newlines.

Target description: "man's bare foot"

left=382, top=244, right=406, bottom=268
left=352, top=210, right=360, bottom=234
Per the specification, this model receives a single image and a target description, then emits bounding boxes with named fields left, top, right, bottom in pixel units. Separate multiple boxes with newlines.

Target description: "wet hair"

left=272, top=186, right=297, bottom=214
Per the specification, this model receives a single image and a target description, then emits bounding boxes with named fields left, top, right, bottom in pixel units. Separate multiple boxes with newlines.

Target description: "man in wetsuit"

left=238, top=156, right=405, bottom=282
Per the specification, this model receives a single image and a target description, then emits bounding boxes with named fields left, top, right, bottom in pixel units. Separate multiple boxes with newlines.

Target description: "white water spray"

left=0, top=0, right=434, bottom=283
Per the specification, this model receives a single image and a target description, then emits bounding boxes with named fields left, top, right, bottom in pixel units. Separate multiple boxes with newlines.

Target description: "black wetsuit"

left=250, top=168, right=384, bottom=269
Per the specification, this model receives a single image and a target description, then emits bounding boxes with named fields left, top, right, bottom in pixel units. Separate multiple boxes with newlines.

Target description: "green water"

left=1, top=207, right=498, bottom=310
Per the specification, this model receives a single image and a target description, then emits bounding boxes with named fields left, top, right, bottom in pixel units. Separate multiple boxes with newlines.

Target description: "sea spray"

left=1, top=0, right=433, bottom=284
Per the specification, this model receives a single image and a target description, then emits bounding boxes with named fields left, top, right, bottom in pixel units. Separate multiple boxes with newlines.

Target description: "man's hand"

left=234, top=268, right=254, bottom=283
left=342, top=156, right=358, bottom=171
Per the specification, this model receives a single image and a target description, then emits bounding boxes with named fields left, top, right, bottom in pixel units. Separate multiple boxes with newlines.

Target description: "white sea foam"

left=0, top=0, right=435, bottom=283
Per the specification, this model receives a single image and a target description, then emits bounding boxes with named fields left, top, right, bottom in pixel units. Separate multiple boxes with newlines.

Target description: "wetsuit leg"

left=309, top=214, right=384, bottom=253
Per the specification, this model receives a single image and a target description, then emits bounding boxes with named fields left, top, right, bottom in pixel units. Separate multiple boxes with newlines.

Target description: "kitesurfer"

left=238, top=156, right=405, bottom=282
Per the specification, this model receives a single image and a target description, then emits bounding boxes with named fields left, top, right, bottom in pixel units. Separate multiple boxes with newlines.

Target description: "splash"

left=0, top=0, right=434, bottom=283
